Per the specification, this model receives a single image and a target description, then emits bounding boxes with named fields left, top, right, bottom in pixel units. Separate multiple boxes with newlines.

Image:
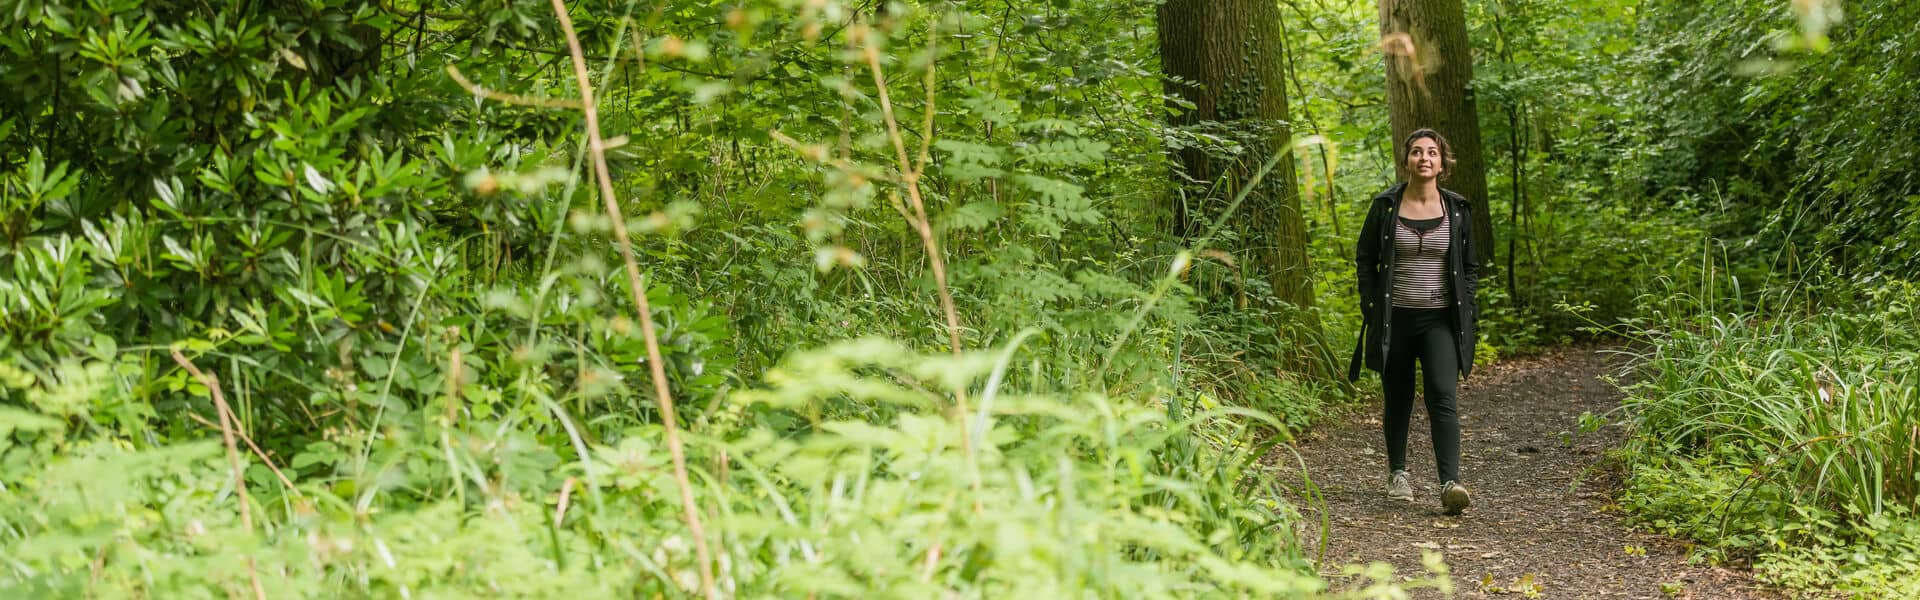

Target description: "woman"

left=1348, top=128, right=1481, bottom=515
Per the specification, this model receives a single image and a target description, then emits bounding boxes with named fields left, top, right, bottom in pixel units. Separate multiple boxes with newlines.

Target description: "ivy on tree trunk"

left=1157, top=0, right=1322, bottom=365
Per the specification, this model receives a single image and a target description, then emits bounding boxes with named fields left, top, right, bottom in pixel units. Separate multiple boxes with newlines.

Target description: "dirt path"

left=1277, top=346, right=1779, bottom=599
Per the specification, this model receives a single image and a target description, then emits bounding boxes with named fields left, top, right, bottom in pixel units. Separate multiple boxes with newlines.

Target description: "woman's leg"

left=1382, top=318, right=1421, bottom=475
left=1418, top=322, right=1462, bottom=484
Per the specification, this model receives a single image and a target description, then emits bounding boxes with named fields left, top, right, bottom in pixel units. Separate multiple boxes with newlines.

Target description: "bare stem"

left=864, top=25, right=966, bottom=363
left=445, top=64, right=586, bottom=109
left=548, top=1, right=718, bottom=598
left=170, top=350, right=265, bottom=600
left=861, top=17, right=986, bottom=514
left=184, top=412, right=298, bottom=495
left=914, top=18, right=938, bottom=176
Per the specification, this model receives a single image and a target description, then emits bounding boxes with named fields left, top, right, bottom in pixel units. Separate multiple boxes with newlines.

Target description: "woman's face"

left=1406, top=137, right=1443, bottom=181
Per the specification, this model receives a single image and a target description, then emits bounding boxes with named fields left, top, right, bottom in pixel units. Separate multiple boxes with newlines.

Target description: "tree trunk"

left=1157, top=0, right=1317, bottom=323
left=1380, top=0, right=1493, bottom=265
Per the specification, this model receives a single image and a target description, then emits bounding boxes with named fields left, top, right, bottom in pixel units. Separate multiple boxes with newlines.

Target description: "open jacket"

left=1348, top=183, right=1481, bottom=381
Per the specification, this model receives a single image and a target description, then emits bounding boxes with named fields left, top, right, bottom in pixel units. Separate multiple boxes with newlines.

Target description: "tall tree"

left=1157, top=0, right=1322, bottom=364
left=1380, top=0, right=1493, bottom=264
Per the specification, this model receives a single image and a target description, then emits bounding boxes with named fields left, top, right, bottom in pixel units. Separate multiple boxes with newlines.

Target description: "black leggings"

left=1384, top=307, right=1462, bottom=484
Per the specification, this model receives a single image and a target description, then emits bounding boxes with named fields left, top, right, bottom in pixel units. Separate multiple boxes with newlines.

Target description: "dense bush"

left=0, top=0, right=1399, bottom=596
left=1618, top=0, right=1920, bottom=276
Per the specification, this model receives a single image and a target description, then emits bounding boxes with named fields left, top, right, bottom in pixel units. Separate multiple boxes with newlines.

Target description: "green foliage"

left=1615, top=0, right=1920, bottom=277
left=0, top=0, right=1388, bottom=596
left=1523, top=198, right=1710, bottom=342
left=1465, top=4, right=1920, bottom=595
left=12, top=0, right=1907, bottom=594
left=0, top=338, right=1335, bottom=597
left=1600, top=273, right=1920, bottom=596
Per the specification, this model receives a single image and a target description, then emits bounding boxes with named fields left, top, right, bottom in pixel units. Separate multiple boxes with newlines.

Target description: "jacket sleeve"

left=1355, top=200, right=1382, bottom=320
left=1461, top=200, right=1481, bottom=302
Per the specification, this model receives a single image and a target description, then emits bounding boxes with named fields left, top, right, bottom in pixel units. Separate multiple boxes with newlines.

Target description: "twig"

left=920, top=541, right=942, bottom=580
left=556, top=476, right=577, bottom=528
left=918, top=490, right=959, bottom=581
left=860, top=17, right=987, bottom=513
left=864, top=23, right=966, bottom=363
left=87, top=543, right=108, bottom=596
left=445, top=341, right=464, bottom=423
left=765, top=129, right=918, bottom=225
left=445, top=64, right=585, bottom=109
left=170, top=350, right=266, bottom=600
left=184, top=412, right=298, bottom=495
left=912, top=19, right=937, bottom=180
left=547, top=1, right=719, bottom=598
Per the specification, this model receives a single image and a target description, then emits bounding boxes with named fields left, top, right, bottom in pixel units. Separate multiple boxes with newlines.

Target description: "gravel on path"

left=1274, top=346, right=1781, bottom=599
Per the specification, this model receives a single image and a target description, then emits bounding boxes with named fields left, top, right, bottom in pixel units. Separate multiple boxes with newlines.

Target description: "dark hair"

left=1403, top=128, right=1456, bottom=181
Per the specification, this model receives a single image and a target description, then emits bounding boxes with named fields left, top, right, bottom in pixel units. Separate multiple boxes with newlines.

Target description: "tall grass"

left=1604, top=267, right=1920, bottom=595
left=1624, top=315, right=1920, bottom=518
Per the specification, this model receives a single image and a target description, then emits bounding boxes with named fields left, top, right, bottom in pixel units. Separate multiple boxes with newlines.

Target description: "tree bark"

left=1157, top=0, right=1316, bottom=320
left=1381, top=0, right=1493, bottom=265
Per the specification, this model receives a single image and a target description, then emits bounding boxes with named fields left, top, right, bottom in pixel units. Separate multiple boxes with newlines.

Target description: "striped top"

left=1390, top=211, right=1451, bottom=309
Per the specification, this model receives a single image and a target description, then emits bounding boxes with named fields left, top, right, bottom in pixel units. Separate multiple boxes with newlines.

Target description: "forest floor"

left=1274, top=345, right=1783, bottom=599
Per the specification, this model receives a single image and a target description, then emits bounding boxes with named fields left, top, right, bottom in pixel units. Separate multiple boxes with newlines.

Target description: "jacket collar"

left=1374, top=182, right=1469, bottom=210
left=1373, top=182, right=1408, bottom=205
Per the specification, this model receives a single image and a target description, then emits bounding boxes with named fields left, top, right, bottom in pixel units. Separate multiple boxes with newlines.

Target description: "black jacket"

left=1348, top=183, right=1481, bottom=381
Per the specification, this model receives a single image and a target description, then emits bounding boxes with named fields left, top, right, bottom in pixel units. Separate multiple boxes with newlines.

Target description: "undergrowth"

left=0, top=0, right=1438, bottom=596
left=1597, top=270, right=1920, bottom=598
left=0, top=336, right=1357, bottom=597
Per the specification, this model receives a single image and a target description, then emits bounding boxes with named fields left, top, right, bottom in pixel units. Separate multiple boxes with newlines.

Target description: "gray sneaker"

left=1441, top=480, right=1471, bottom=515
left=1387, top=469, right=1413, bottom=500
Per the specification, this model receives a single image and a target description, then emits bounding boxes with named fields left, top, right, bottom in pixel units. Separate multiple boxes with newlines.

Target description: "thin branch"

left=861, top=16, right=986, bottom=513
left=555, top=476, right=577, bottom=528
left=185, top=412, right=298, bottom=495
left=547, top=1, right=719, bottom=598
left=445, top=64, right=585, bottom=109
left=913, top=18, right=938, bottom=177
left=377, top=0, right=470, bottom=21
left=863, top=24, right=966, bottom=362
left=170, top=350, right=265, bottom=600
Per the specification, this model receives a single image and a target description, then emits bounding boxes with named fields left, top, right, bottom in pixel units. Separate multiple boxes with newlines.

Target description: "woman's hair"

left=1403, top=128, right=1456, bottom=181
